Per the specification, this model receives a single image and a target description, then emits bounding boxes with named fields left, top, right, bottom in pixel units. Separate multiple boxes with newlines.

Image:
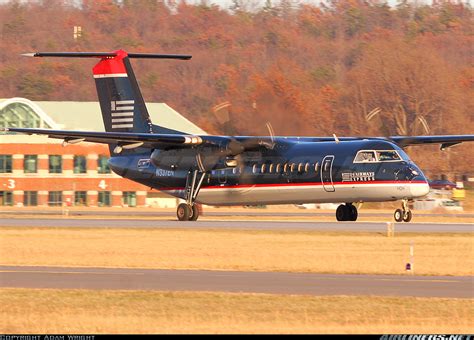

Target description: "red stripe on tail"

left=92, top=49, right=127, bottom=76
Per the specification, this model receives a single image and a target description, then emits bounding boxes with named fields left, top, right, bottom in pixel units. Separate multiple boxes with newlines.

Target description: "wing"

left=389, top=135, right=474, bottom=149
left=2, top=127, right=207, bottom=148
left=1, top=127, right=276, bottom=153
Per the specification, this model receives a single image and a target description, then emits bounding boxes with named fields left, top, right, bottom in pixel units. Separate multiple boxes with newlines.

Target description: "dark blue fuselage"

left=108, top=138, right=429, bottom=205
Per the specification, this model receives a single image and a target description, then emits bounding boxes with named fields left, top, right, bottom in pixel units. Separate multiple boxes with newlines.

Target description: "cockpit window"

left=354, top=151, right=377, bottom=163
left=354, top=150, right=402, bottom=163
left=377, top=150, right=401, bottom=161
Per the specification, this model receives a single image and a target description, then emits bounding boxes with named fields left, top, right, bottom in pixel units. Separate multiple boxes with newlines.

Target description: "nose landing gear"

left=394, top=199, right=412, bottom=222
left=336, top=203, right=358, bottom=221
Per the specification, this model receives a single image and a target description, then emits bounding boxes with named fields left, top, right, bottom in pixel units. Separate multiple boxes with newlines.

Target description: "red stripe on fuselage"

left=92, top=49, right=127, bottom=76
left=159, top=180, right=428, bottom=191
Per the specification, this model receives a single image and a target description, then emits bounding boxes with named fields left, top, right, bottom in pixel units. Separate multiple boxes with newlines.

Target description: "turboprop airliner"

left=3, top=50, right=474, bottom=222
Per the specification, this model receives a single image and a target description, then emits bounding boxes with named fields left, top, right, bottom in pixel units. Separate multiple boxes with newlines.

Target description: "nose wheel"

left=394, top=200, right=412, bottom=222
left=336, top=203, right=358, bottom=221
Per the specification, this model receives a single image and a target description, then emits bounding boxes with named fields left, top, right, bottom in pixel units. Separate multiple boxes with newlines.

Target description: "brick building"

left=0, top=97, right=205, bottom=207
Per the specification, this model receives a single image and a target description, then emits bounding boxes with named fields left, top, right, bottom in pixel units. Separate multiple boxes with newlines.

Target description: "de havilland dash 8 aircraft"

left=3, top=50, right=474, bottom=222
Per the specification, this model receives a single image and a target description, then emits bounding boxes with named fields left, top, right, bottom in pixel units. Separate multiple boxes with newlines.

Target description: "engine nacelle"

left=150, top=147, right=232, bottom=171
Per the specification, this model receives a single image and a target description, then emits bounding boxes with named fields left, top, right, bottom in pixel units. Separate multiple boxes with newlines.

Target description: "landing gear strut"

left=394, top=199, right=412, bottom=223
left=177, top=170, right=205, bottom=221
left=336, top=203, right=358, bottom=221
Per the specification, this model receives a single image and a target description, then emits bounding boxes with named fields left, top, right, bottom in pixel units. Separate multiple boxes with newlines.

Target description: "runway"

left=0, top=217, right=472, bottom=233
left=2, top=209, right=473, bottom=218
left=0, top=266, right=472, bottom=298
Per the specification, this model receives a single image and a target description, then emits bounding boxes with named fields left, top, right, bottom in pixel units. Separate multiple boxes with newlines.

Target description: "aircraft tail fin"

left=24, top=50, right=192, bottom=153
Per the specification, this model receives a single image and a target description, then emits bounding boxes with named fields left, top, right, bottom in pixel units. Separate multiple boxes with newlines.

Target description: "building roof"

left=0, top=97, right=206, bottom=144
left=34, top=101, right=206, bottom=134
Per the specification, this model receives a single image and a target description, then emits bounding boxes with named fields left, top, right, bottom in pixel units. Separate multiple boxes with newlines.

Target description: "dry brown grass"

left=1, top=227, right=472, bottom=276
left=0, top=288, right=472, bottom=334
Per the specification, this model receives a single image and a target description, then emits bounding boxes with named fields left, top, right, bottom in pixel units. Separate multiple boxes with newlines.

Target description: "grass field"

left=1, top=227, right=472, bottom=276
left=1, top=288, right=472, bottom=334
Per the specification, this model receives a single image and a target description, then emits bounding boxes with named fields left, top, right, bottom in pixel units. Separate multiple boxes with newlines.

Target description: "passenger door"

left=321, top=155, right=335, bottom=192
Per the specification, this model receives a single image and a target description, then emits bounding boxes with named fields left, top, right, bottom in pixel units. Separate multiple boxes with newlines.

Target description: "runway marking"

left=0, top=269, right=461, bottom=283
left=377, top=278, right=460, bottom=283
left=0, top=270, right=145, bottom=276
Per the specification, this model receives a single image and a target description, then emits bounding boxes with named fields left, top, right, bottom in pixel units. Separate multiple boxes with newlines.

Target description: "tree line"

left=0, top=0, right=472, bottom=176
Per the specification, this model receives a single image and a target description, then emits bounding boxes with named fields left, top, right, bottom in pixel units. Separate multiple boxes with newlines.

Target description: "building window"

left=98, top=155, right=111, bottom=174
left=49, top=155, right=62, bottom=173
left=74, top=191, right=87, bottom=206
left=122, top=191, right=136, bottom=207
left=0, top=191, right=13, bottom=206
left=24, top=191, right=38, bottom=206
left=73, top=156, right=87, bottom=174
left=98, top=191, right=111, bottom=207
left=48, top=191, right=62, bottom=206
left=0, top=155, right=12, bottom=173
left=24, top=155, right=38, bottom=173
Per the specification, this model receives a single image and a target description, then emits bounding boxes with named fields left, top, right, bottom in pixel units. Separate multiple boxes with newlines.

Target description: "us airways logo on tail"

left=111, top=100, right=135, bottom=129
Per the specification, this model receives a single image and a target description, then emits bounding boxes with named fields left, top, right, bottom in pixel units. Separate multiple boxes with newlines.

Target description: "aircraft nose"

left=410, top=181, right=430, bottom=198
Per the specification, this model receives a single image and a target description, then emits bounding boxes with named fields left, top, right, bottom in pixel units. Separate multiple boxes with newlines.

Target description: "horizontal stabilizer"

left=22, top=52, right=192, bottom=60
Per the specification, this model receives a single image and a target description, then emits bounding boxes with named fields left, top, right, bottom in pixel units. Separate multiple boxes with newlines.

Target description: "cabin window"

left=377, top=150, right=401, bottom=162
left=305, top=163, right=310, bottom=173
left=276, top=164, right=281, bottom=173
left=252, top=164, right=258, bottom=174
left=298, top=163, right=304, bottom=173
left=261, top=164, right=266, bottom=173
left=290, top=163, right=296, bottom=172
left=324, top=161, right=330, bottom=172
left=269, top=164, right=274, bottom=174
left=354, top=151, right=377, bottom=163
left=283, top=163, right=288, bottom=173
left=314, top=162, right=319, bottom=173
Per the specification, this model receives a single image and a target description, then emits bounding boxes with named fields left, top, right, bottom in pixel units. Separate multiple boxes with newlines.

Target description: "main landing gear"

left=336, top=203, right=358, bottom=221
left=394, top=199, right=412, bottom=222
left=177, top=170, right=206, bottom=221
